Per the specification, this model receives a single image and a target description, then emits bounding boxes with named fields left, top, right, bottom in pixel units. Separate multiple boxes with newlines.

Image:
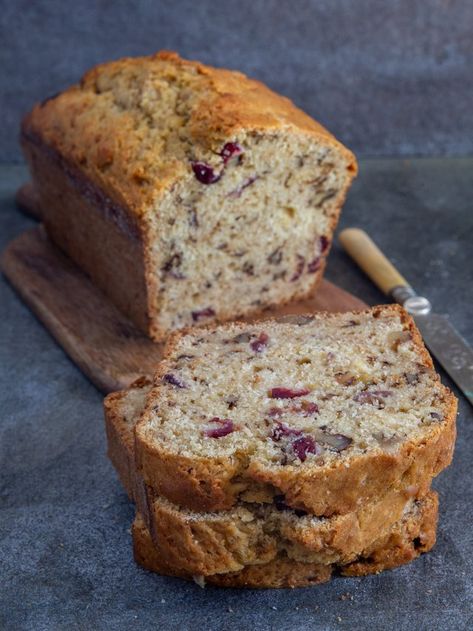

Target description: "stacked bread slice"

left=104, top=305, right=456, bottom=588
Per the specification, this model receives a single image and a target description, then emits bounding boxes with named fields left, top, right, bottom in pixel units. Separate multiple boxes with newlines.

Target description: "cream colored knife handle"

left=339, top=227, right=410, bottom=294
left=338, top=228, right=432, bottom=315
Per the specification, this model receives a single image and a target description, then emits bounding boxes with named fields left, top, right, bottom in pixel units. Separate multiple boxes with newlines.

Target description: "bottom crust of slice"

left=132, top=491, right=438, bottom=589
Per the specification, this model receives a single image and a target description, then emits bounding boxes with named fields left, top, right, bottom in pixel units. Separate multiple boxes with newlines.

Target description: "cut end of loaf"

left=148, top=131, right=355, bottom=336
left=139, top=305, right=454, bottom=468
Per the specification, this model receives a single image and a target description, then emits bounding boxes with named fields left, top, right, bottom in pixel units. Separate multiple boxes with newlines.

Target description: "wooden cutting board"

left=3, top=185, right=366, bottom=393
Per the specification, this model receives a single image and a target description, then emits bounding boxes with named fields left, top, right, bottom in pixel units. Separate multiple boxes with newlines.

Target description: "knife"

left=339, top=227, right=473, bottom=407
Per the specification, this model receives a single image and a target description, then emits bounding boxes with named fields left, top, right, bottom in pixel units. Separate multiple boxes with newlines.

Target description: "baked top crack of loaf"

left=132, top=491, right=438, bottom=589
left=21, top=50, right=357, bottom=341
left=104, top=378, right=433, bottom=576
left=134, top=304, right=456, bottom=514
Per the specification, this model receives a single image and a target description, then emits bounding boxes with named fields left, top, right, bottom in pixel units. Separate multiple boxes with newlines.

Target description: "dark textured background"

left=1, top=0, right=473, bottom=161
left=1, top=1, right=473, bottom=629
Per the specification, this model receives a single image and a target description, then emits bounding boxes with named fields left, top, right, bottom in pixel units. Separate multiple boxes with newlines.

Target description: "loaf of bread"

left=133, top=492, right=438, bottom=588
left=104, top=377, right=432, bottom=576
left=21, top=51, right=357, bottom=341
left=134, top=305, right=456, bottom=515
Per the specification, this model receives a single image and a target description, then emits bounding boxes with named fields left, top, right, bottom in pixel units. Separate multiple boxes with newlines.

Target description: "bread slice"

left=21, top=51, right=356, bottom=341
left=105, top=374, right=438, bottom=576
left=134, top=305, right=456, bottom=515
left=132, top=492, right=438, bottom=588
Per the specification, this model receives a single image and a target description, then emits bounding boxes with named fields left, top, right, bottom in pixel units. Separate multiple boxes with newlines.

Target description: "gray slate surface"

left=2, top=0, right=473, bottom=161
left=0, top=159, right=472, bottom=630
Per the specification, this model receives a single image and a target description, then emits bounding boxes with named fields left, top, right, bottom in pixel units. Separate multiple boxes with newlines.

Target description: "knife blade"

left=339, top=228, right=473, bottom=407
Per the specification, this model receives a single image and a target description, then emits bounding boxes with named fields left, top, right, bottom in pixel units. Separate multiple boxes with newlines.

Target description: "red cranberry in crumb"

left=204, top=418, right=235, bottom=438
left=191, top=161, right=221, bottom=184
left=271, top=421, right=302, bottom=441
left=290, top=256, right=305, bottom=282
left=192, top=307, right=216, bottom=322
left=307, top=256, right=322, bottom=273
left=267, top=407, right=284, bottom=418
left=292, top=435, right=320, bottom=461
left=220, top=142, right=244, bottom=164
left=320, top=236, right=330, bottom=253
left=250, top=332, right=269, bottom=353
left=270, top=387, right=311, bottom=399
left=162, top=373, right=187, bottom=388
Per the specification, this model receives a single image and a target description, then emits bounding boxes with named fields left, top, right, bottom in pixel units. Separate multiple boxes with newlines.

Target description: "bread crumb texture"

left=141, top=306, right=453, bottom=462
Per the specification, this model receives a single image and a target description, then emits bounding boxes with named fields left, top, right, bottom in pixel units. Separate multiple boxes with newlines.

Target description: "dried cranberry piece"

left=269, top=387, right=311, bottom=399
left=162, top=373, right=187, bottom=388
left=270, top=421, right=302, bottom=442
left=320, top=235, right=330, bottom=253
left=220, top=142, right=244, bottom=164
left=292, top=435, right=320, bottom=462
left=273, top=495, right=307, bottom=517
left=290, top=256, right=305, bottom=282
left=250, top=332, right=269, bottom=353
left=204, top=417, right=235, bottom=438
left=307, top=256, right=322, bottom=273
left=267, top=407, right=283, bottom=418
left=191, top=161, right=221, bottom=184
left=192, top=307, right=216, bottom=322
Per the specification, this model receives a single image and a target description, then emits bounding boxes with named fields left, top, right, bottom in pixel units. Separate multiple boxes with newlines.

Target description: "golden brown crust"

left=140, top=485, right=426, bottom=576
left=104, top=376, right=152, bottom=526
left=135, top=305, right=457, bottom=514
left=22, top=50, right=356, bottom=219
left=132, top=492, right=438, bottom=588
left=341, top=491, right=438, bottom=576
left=21, top=143, right=151, bottom=333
